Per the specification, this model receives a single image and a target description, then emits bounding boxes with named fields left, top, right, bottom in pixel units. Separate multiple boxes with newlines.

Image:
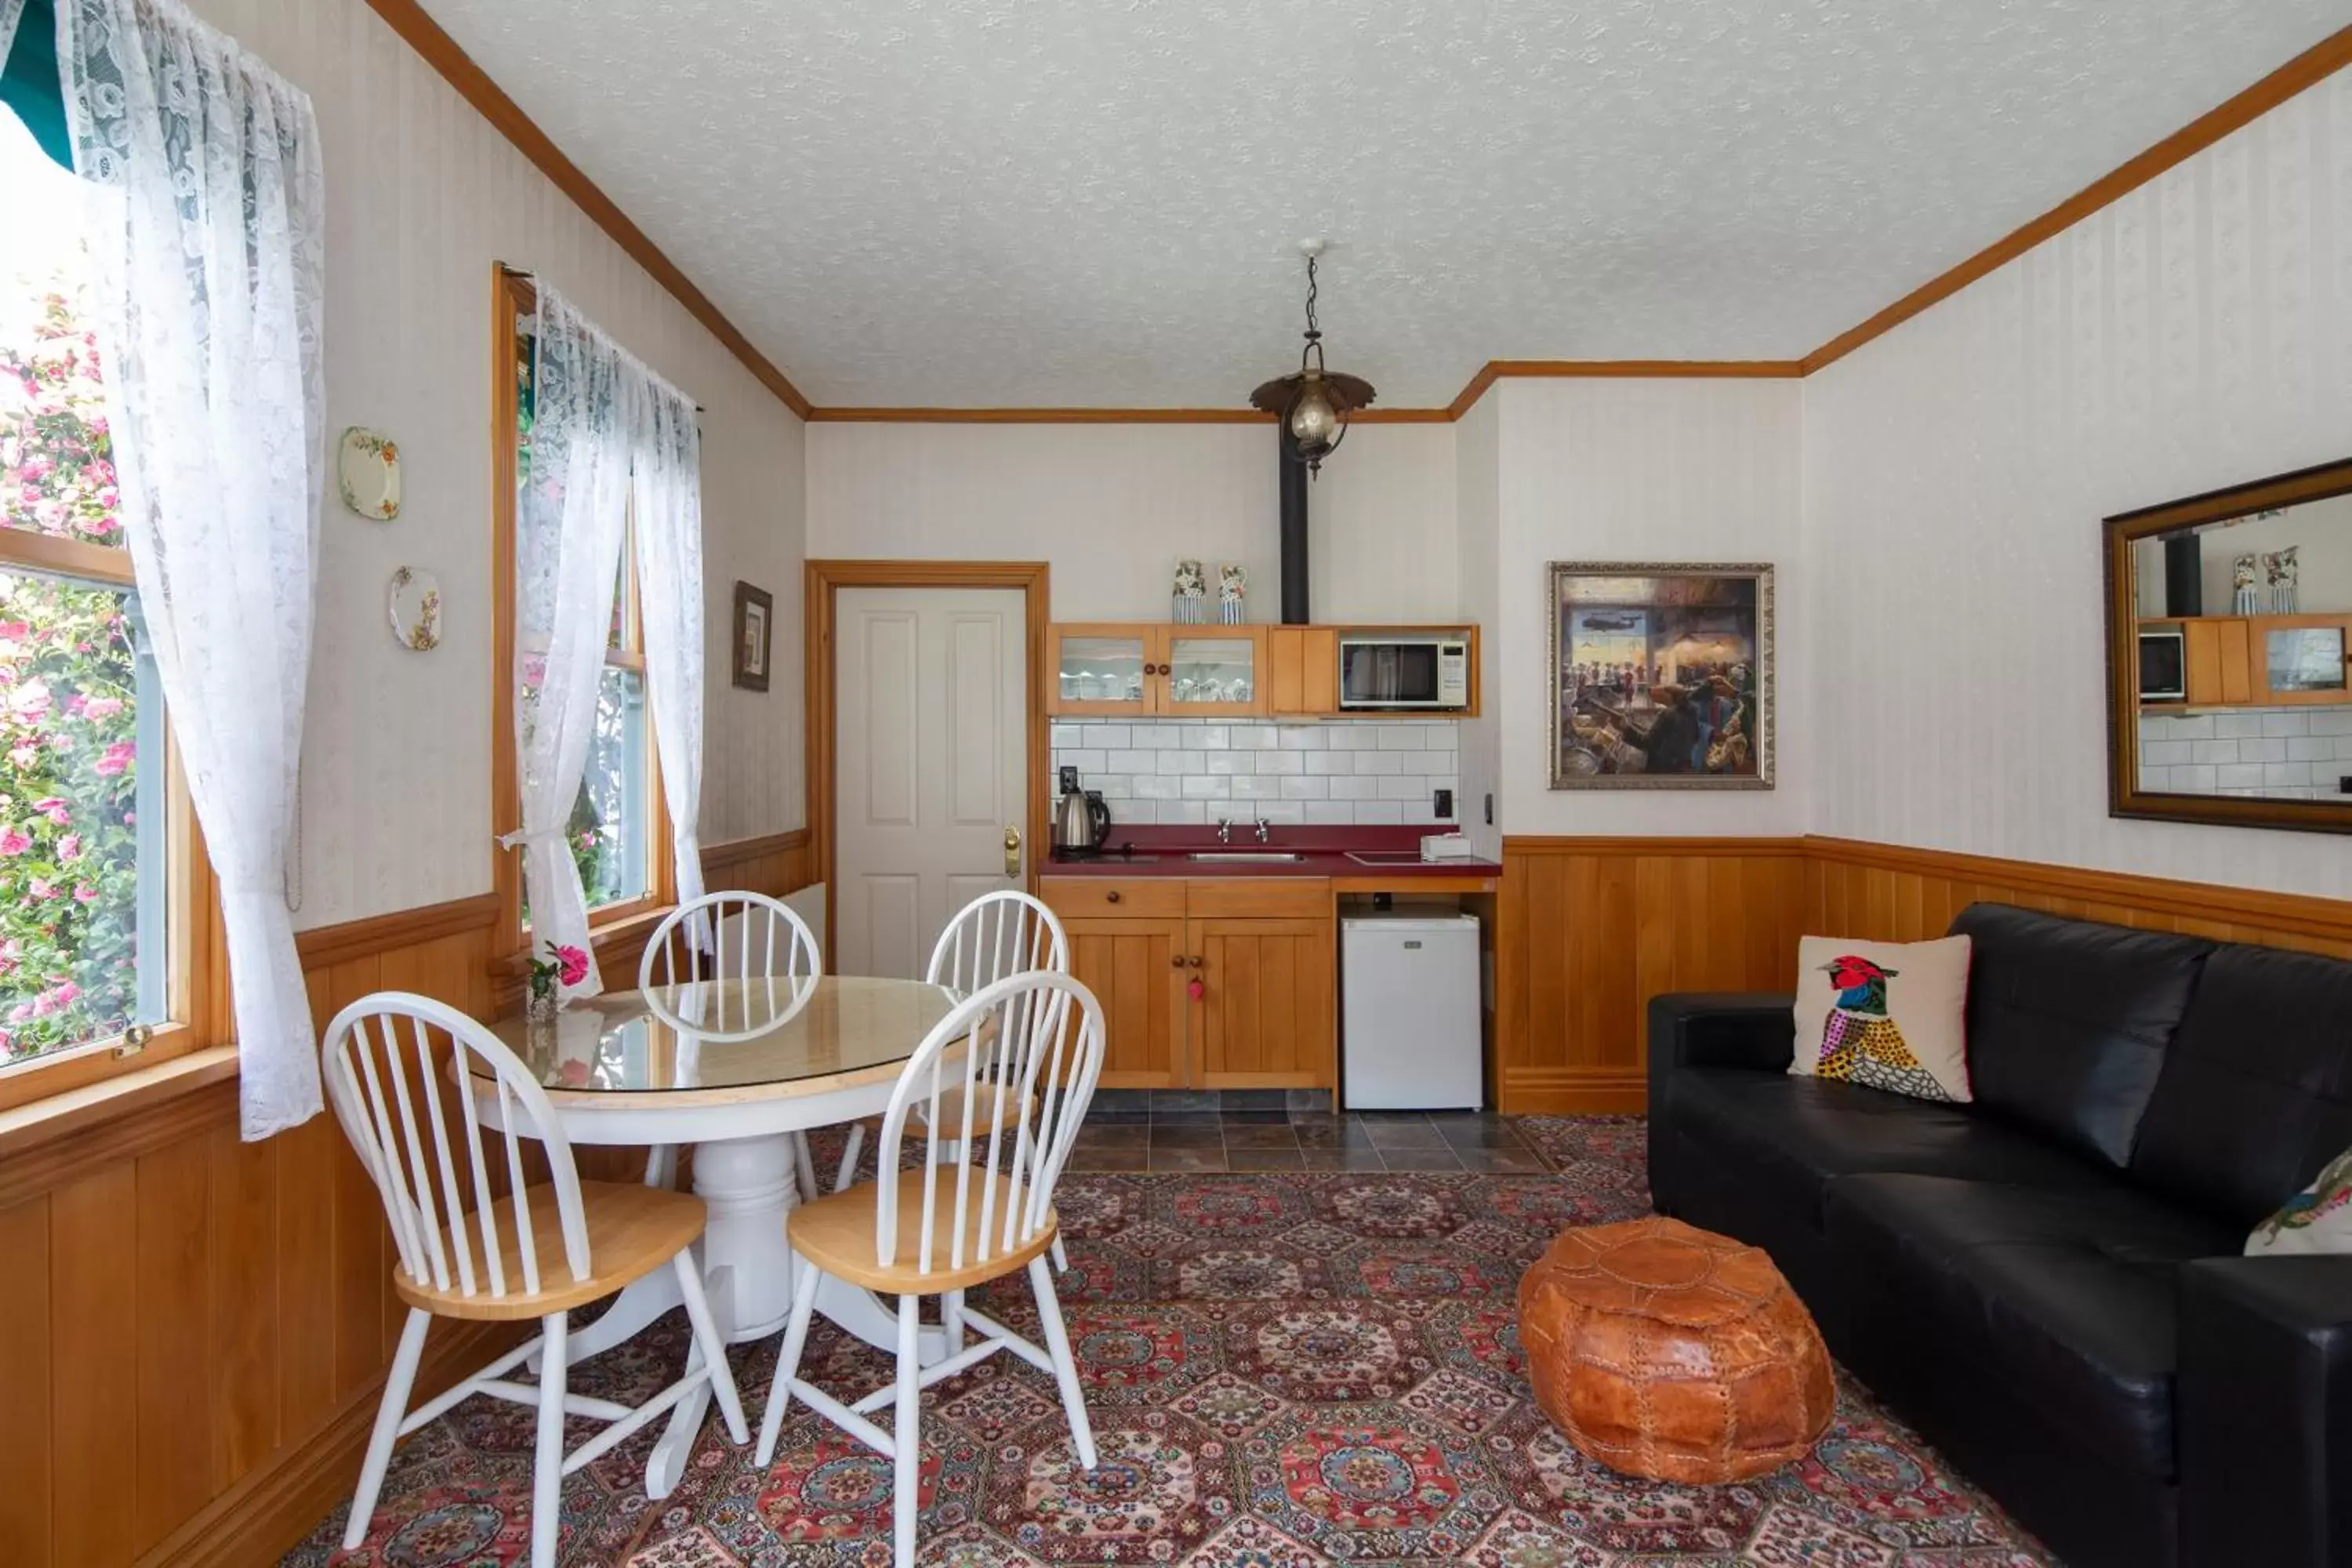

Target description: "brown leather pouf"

left=1515, top=1215, right=1835, bottom=1484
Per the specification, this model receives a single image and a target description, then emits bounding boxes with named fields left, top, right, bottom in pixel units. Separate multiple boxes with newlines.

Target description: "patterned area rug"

left=285, top=1116, right=2056, bottom=1566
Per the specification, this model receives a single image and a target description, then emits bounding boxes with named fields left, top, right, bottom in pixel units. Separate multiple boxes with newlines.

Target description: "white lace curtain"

left=510, top=285, right=704, bottom=997
left=56, top=0, right=327, bottom=1138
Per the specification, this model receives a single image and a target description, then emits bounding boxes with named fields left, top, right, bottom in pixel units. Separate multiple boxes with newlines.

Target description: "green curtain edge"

left=2, top=0, right=72, bottom=172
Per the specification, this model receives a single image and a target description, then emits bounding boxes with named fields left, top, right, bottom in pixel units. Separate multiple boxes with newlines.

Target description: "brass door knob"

left=1004, top=825, right=1022, bottom=877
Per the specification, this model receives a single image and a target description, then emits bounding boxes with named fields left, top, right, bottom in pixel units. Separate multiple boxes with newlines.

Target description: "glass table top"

left=488, top=975, right=960, bottom=1095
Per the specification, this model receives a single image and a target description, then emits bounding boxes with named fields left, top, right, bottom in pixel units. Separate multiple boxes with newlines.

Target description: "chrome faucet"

left=1254, top=816, right=1271, bottom=844
left=1217, top=817, right=1232, bottom=844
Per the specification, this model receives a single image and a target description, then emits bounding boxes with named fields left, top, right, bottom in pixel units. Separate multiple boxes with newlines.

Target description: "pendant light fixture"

left=1250, top=240, right=1375, bottom=477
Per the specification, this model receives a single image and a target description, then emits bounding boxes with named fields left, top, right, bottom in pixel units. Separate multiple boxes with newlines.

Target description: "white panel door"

left=835, top=586, right=1029, bottom=978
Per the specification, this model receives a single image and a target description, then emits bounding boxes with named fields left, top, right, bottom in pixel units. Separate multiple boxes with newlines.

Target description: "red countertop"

left=1042, top=823, right=1500, bottom=881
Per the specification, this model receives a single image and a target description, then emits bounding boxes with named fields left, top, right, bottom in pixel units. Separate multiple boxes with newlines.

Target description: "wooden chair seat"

left=789, top=1167, right=1058, bottom=1294
left=396, top=1180, right=706, bottom=1321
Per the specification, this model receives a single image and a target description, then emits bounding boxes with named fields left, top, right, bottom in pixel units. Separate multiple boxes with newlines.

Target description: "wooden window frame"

left=0, top=528, right=227, bottom=1112
left=489, top=267, right=674, bottom=995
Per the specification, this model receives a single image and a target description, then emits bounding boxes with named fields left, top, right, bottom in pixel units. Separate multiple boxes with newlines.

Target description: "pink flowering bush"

left=0, top=293, right=144, bottom=1062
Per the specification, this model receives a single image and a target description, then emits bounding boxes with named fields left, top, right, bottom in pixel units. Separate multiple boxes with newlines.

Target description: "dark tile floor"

left=1064, top=1088, right=1555, bottom=1174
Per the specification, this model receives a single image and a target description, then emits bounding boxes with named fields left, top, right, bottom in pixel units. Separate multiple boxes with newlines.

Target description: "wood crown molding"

left=360, top=0, right=813, bottom=420
left=368, top=7, right=2350, bottom=422
left=1802, top=21, right=2352, bottom=374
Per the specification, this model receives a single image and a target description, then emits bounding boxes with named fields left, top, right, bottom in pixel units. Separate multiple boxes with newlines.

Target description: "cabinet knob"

left=1188, top=955, right=1203, bottom=968
left=1105, top=890, right=1122, bottom=904
left=1170, top=955, right=1185, bottom=969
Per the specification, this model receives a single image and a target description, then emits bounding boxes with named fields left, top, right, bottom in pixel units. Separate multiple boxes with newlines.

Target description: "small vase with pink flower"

left=524, top=940, right=589, bottom=1034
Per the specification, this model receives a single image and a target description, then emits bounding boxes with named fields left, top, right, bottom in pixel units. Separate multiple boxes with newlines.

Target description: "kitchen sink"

left=1185, top=851, right=1307, bottom=862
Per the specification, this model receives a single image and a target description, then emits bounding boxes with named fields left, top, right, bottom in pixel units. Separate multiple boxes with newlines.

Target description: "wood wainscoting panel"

left=0, top=832, right=815, bottom=1568
left=1494, top=833, right=2352, bottom=1114
left=1496, top=837, right=1808, bottom=1114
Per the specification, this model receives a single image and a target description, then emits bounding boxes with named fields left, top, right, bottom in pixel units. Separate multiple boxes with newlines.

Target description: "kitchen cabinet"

left=2146, top=615, right=2352, bottom=708
left=1044, top=876, right=1335, bottom=1091
left=1047, top=623, right=1268, bottom=717
left=1269, top=626, right=1338, bottom=714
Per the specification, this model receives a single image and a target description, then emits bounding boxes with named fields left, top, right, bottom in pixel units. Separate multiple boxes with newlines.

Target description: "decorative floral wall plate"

left=338, top=426, right=401, bottom=520
left=388, top=566, right=441, bottom=652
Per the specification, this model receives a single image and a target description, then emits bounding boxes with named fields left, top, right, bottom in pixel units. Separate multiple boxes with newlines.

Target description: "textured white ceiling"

left=416, top=0, right=2350, bottom=408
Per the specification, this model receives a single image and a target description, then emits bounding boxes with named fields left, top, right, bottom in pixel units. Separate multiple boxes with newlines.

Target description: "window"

left=494, top=269, right=670, bottom=959
left=0, top=109, right=215, bottom=1105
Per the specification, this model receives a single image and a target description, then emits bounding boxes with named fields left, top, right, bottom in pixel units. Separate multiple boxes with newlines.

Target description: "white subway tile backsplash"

left=2139, top=766, right=2170, bottom=791
left=2241, top=738, right=2288, bottom=764
left=2288, top=737, right=2336, bottom=763
left=2266, top=761, right=2313, bottom=787
left=2263, top=712, right=2310, bottom=738
left=2175, top=764, right=2218, bottom=792
left=2309, top=712, right=2352, bottom=736
left=2140, top=740, right=2194, bottom=766
left=2190, top=739, right=2239, bottom=764
left=1051, top=718, right=1462, bottom=826
left=2161, top=717, right=2216, bottom=741
left=2216, top=762, right=2267, bottom=789
left=2213, top=714, right=2265, bottom=740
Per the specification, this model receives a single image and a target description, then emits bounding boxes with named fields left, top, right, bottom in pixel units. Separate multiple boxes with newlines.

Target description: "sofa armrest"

left=2178, top=1254, right=2352, bottom=1568
left=1646, top=993, right=1794, bottom=1080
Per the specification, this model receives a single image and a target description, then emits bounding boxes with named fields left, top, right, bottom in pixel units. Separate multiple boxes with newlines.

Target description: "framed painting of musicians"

left=1548, top=562, right=1775, bottom=789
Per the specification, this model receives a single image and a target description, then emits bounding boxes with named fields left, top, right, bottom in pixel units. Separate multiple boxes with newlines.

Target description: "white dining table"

left=482, top=974, right=959, bottom=1497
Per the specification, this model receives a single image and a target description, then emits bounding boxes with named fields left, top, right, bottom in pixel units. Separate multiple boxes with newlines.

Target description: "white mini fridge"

left=1340, top=911, right=1483, bottom=1110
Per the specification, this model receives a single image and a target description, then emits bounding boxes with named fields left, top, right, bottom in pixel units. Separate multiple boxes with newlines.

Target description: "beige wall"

left=804, top=421, right=1459, bottom=622
left=1495, top=377, right=1809, bottom=837
left=186, top=0, right=808, bottom=930
left=1802, top=65, right=2352, bottom=898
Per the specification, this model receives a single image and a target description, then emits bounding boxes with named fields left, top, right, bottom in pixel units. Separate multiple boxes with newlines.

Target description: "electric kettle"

left=1053, top=769, right=1112, bottom=856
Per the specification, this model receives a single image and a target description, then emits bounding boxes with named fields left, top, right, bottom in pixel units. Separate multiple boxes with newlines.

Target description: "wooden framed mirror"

left=2105, top=457, right=2352, bottom=835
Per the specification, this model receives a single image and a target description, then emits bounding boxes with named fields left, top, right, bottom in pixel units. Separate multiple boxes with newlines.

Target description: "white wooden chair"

left=638, top=890, right=823, bottom=1192
left=322, top=992, right=748, bottom=1568
left=831, top=891, right=1074, bottom=1209
left=753, top=969, right=1106, bottom=1567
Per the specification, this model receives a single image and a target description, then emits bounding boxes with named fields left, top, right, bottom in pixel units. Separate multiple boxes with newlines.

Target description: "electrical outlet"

left=1434, top=787, right=1454, bottom=818
left=1059, top=764, right=1080, bottom=793
left=1484, top=793, right=1494, bottom=826
left=2339, top=775, right=2352, bottom=795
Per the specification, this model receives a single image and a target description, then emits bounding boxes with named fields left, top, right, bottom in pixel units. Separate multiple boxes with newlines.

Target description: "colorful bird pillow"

left=1788, top=935, right=1974, bottom=1104
left=2246, top=1146, right=2352, bottom=1257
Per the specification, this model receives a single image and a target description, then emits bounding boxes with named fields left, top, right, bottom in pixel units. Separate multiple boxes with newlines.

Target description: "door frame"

left=805, top=560, right=1052, bottom=962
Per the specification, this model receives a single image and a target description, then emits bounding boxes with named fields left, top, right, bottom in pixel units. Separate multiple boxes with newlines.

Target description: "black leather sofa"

left=1647, top=902, right=2352, bottom=1568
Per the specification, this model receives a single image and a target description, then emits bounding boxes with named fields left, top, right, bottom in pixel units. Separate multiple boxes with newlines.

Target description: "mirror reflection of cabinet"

left=2107, top=459, right=2352, bottom=835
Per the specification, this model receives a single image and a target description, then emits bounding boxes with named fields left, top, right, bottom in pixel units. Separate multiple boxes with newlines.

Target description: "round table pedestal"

left=694, top=1134, right=804, bottom=1339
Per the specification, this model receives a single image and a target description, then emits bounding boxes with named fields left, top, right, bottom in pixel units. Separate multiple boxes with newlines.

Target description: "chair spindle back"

left=873, top=971, right=1105, bottom=1278
left=926, top=890, right=1069, bottom=995
left=321, top=991, right=590, bottom=1301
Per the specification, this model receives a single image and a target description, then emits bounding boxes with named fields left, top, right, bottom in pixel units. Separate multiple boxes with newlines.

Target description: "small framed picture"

left=732, top=580, right=773, bottom=691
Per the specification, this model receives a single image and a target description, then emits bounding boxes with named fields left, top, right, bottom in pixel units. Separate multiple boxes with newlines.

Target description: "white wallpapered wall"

left=1453, top=392, right=1504, bottom=860
left=1804, top=67, right=2352, bottom=898
left=187, top=0, right=808, bottom=930
left=1495, top=378, right=1810, bottom=837
left=804, top=421, right=1461, bottom=622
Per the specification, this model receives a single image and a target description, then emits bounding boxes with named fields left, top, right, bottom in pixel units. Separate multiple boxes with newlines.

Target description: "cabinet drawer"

left=1183, top=879, right=1330, bottom=918
left=1040, top=877, right=1188, bottom=919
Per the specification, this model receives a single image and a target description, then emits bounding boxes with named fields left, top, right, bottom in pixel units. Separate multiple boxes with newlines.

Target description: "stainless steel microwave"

left=1338, top=635, right=1472, bottom=710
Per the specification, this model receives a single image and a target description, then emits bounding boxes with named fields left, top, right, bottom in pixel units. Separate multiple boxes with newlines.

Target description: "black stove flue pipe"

left=1278, top=424, right=1309, bottom=625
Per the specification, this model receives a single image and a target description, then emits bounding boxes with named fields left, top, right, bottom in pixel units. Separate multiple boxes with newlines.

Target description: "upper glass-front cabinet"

left=1047, top=624, right=1269, bottom=716
left=1163, top=628, right=1266, bottom=716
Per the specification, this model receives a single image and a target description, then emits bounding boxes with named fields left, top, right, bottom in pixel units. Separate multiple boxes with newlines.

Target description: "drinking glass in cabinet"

left=1168, top=636, right=1254, bottom=705
left=1059, top=636, right=1146, bottom=703
left=2267, top=626, right=2347, bottom=693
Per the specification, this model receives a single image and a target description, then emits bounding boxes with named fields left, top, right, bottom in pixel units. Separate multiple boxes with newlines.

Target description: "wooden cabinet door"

left=1269, top=627, right=1339, bottom=715
left=1048, top=623, right=1162, bottom=716
left=1189, top=917, right=1334, bottom=1089
left=1063, top=915, right=1189, bottom=1089
left=2183, top=619, right=2253, bottom=706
